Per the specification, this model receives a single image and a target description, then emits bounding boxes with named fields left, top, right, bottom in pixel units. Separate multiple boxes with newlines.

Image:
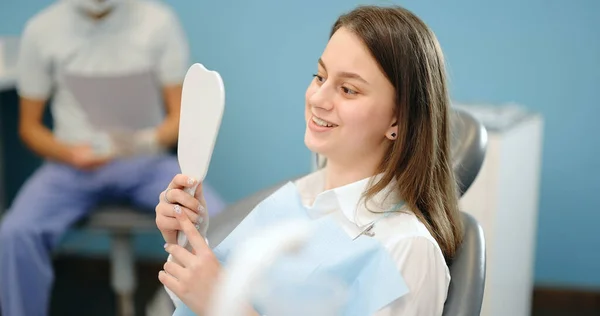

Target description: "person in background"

left=0, top=1, right=226, bottom=315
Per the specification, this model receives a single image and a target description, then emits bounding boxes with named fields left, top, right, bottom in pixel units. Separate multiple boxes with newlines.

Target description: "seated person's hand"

left=108, top=128, right=166, bottom=157
left=160, top=207, right=221, bottom=315
left=67, top=144, right=112, bottom=170
left=156, top=174, right=207, bottom=244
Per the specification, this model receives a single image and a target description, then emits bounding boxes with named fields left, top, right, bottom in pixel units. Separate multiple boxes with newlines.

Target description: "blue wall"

left=1, top=0, right=599, bottom=288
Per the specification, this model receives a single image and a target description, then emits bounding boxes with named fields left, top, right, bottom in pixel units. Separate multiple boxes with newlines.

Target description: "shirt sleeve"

left=374, top=236, right=451, bottom=316
left=16, top=21, right=53, bottom=100
left=155, top=9, right=190, bottom=86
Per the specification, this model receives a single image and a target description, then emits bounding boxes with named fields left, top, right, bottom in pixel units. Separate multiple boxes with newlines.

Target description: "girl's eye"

left=312, top=74, right=325, bottom=83
left=342, top=86, right=357, bottom=95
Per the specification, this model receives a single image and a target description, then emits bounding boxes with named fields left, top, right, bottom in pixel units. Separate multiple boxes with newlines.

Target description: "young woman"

left=155, top=5, right=463, bottom=315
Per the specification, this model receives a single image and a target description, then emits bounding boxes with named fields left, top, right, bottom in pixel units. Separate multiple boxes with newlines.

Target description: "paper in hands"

left=62, top=70, right=165, bottom=156
left=62, top=70, right=164, bottom=132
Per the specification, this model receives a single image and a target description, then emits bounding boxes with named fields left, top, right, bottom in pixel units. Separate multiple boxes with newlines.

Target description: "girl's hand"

left=159, top=207, right=220, bottom=314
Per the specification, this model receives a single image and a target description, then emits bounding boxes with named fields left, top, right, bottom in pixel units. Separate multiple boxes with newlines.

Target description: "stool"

left=83, top=204, right=157, bottom=316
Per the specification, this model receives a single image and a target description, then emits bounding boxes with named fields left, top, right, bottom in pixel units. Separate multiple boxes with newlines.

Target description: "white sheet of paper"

left=62, top=70, right=164, bottom=131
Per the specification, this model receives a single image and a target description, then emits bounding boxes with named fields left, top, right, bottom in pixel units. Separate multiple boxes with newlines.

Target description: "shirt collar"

left=294, top=170, right=402, bottom=224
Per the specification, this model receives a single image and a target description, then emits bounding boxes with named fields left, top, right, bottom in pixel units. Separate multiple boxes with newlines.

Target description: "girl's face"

left=304, top=27, right=397, bottom=166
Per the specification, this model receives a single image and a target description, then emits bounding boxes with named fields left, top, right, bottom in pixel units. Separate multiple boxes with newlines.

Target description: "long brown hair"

left=331, top=5, right=463, bottom=260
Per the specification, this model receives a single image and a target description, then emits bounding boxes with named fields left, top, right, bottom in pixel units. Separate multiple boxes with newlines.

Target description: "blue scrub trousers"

left=0, top=154, right=226, bottom=316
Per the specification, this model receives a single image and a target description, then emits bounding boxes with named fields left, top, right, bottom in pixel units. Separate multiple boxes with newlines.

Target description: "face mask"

left=67, top=0, right=123, bottom=15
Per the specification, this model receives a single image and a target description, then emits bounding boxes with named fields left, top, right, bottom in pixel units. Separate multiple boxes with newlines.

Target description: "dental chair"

left=207, top=107, right=488, bottom=316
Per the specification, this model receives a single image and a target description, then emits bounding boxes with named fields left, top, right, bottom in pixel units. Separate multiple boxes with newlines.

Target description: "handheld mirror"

left=177, top=63, right=225, bottom=249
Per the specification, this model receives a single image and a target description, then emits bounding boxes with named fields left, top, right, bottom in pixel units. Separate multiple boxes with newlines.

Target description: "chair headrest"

left=450, top=107, right=488, bottom=196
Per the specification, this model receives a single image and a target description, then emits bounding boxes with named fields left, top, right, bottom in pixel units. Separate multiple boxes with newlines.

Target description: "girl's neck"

left=323, top=155, right=381, bottom=191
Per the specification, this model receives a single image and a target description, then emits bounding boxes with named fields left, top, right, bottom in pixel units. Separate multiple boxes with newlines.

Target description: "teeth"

left=312, top=116, right=335, bottom=127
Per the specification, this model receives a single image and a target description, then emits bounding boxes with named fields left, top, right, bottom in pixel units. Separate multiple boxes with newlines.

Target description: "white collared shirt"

left=16, top=0, right=189, bottom=148
left=294, top=170, right=450, bottom=316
